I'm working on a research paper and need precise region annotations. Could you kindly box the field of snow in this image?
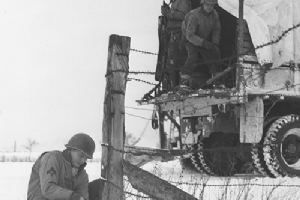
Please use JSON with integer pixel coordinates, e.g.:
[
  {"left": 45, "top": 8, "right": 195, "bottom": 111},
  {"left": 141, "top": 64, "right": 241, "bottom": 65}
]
[
  {"left": 1, "top": 160, "right": 300, "bottom": 200},
  {"left": 142, "top": 161, "right": 300, "bottom": 200}
]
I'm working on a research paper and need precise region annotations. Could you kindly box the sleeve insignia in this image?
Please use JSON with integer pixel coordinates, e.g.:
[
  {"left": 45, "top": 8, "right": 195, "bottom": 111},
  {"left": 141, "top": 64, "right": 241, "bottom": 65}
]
[{"left": 47, "top": 167, "right": 57, "bottom": 177}]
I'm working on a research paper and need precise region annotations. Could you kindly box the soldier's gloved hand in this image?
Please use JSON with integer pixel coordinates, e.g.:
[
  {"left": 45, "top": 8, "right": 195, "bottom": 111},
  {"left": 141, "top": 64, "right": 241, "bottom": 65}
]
[
  {"left": 70, "top": 192, "right": 84, "bottom": 200},
  {"left": 202, "top": 40, "right": 216, "bottom": 50},
  {"left": 161, "top": 5, "right": 170, "bottom": 16}
]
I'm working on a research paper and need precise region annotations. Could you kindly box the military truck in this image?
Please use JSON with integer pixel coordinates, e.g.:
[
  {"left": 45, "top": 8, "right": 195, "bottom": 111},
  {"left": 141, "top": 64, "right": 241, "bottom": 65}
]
[{"left": 139, "top": 0, "right": 300, "bottom": 177}]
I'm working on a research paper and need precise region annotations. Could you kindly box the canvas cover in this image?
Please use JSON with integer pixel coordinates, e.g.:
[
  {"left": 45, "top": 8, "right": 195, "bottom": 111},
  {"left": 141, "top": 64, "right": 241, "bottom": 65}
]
[{"left": 219, "top": 0, "right": 300, "bottom": 67}]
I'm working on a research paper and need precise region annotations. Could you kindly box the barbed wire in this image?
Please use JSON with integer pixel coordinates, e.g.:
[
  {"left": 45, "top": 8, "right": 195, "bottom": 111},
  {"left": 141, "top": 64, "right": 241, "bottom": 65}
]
[
  {"left": 103, "top": 178, "right": 300, "bottom": 200},
  {"left": 188, "top": 20, "right": 300, "bottom": 84},
  {"left": 138, "top": 22, "right": 300, "bottom": 101},
  {"left": 256, "top": 23, "right": 300, "bottom": 50},
  {"left": 189, "top": 21, "right": 300, "bottom": 70},
  {"left": 107, "top": 65, "right": 291, "bottom": 77},
  {"left": 170, "top": 181, "right": 300, "bottom": 188},
  {"left": 130, "top": 48, "right": 158, "bottom": 56},
  {"left": 125, "top": 112, "right": 152, "bottom": 120},
  {"left": 127, "top": 119, "right": 151, "bottom": 146},
  {"left": 105, "top": 69, "right": 156, "bottom": 77},
  {"left": 104, "top": 64, "right": 289, "bottom": 80},
  {"left": 125, "top": 192, "right": 150, "bottom": 199},
  {"left": 264, "top": 84, "right": 300, "bottom": 94},
  {"left": 106, "top": 30, "right": 300, "bottom": 102},
  {"left": 126, "top": 106, "right": 154, "bottom": 111},
  {"left": 158, "top": 63, "right": 295, "bottom": 102},
  {"left": 137, "top": 64, "right": 281, "bottom": 102},
  {"left": 128, "top": 70, "right": 156, "bottom": 75},
  {"left": 140, "top": 82, "right": 300, "bottom": 106},
  {"left": 101, "top": 17, "right": 300, "bottom": 200},
  {"left": 102, "top": 178, "right": 151, "bottom": 199},
  {"left": 243, "top": 63, "right": 298, "bottom": 85},
  {"left": 141, "top": 82, "right": 162, "bottom": 101},
  {"left": 127, "top": 77, "right": 157, "bottom": 85},
  {"left": 101, "top": 142, "right": 281, "bottom": 159},
  {"left": 101, "top": 143, "right": 300, "bottom": 199},
  {"left": 102, "top": 175, "right": 300, "bottom": 200},
  {"left": 107, "top": 22, "right": 300, "bottom": 82},
  {"left": 105, "top": 22, "right": 300, "bottom": 86}
]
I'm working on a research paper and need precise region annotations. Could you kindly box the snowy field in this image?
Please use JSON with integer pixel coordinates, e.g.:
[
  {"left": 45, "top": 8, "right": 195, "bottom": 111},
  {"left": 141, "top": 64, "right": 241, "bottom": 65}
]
[
  {"left": 141, "top": 161, "right": 300, "bottom": 200},
  {"left": 1, "top": 161, "right": 300, "bottom": 200}
]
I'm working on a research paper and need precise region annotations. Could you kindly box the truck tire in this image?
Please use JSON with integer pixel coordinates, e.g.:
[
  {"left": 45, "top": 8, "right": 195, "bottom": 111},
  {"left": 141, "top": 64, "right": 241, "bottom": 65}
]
[
  {"left": 200, "top": 133, "right": 239, "bottom": 176},
  {"left": 263, "top": 115, "right": 300, "bottom": 177},
  {"left": 251, "top": 117, "right": 279, "bottom": 178},
  {"left": 191, "top": 142, "right": 214, "bottom": 175},
  {"left": 252, "top": 143, "right": 275, "bottom": 177},
  {"left": 180, "top": 157, "right": 197, "bottom": 172}
]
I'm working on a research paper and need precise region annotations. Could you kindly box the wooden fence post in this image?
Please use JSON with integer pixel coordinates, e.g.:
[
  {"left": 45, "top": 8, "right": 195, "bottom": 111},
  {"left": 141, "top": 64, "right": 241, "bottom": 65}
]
[
  {"left": 237, "top": 0, "right": 245, "bottom": 96},
  {"left": 101, "top": 34, "right": 131, "bottom": 200},
  {"left": 124, "top": 161, "right": 198, "bottom": 200}
]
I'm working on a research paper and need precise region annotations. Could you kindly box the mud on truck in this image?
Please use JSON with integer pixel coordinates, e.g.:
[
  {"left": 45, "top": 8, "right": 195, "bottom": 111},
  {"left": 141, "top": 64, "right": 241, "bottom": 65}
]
[{"left": 138, "top": 0, "right": 300, "bottom": 177}]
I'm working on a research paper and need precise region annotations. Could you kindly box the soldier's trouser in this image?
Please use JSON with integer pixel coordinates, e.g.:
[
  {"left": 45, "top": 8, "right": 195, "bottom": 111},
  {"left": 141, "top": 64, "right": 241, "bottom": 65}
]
[
  {"left": 183, "top": 42, "right": 221, "bottom": 77},
  {"left": 167, "top": 30, "right": 187, "bottom": 87}
]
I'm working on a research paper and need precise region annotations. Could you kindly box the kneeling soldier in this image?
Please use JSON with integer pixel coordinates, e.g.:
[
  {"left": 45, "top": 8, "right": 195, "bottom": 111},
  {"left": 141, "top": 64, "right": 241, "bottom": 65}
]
[{"left": 27, "top": 133, "right": 95, "bottom": 200}]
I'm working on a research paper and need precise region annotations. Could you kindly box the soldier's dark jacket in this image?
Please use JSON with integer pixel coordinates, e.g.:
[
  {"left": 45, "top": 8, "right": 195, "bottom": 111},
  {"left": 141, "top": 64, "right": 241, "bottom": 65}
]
[
  {"left": 27, "top": 150, "right": 89, "bottom": 200},
  {"left": 183, "top": 6, "right": 221, "bottom": 46}
]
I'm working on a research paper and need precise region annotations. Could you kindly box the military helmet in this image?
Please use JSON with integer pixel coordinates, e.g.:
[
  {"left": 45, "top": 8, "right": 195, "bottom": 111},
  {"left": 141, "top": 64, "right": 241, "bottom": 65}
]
[
  {"left": 65, "top": 133, "right": 96, "bottom": 159},
  {"left": 202, "top": 0, "right": 218, "bottom": 4}
]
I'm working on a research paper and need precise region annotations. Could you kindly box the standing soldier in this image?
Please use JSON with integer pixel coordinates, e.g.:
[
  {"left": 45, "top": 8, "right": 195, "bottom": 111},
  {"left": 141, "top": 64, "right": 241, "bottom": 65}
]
[
  {"left": 161, "top": 0, "right": 200, "bottom": 89},
  {"left": 182, "top": 0, "right": 221, "bottom": 89},
  {"left": 27, "top": 133, "right": 96, "bottom": 200}
]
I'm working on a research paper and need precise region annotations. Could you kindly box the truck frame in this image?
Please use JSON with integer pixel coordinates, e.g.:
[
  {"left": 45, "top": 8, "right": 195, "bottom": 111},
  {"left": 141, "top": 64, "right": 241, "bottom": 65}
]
[{"left": 139, "top": 0, "right": 300, "bottom": 177}]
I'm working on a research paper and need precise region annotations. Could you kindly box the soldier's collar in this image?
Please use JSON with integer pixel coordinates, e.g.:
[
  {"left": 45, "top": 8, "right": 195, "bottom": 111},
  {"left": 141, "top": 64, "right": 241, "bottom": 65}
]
[
  {"left": 62, "top": 149, "right": 87, "bottom": 172},
  {"left": 62, "top": 149, "right": 72, "bottom": 163},
  {"left": 200, "top": 6, "right": 214, "bottom": 16}
]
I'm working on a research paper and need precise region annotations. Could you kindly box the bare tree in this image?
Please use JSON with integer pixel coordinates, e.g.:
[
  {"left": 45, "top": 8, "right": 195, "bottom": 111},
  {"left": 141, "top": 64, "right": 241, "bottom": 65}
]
[{"left": 24, "top": 138, "right": 38, "bottom": 161}]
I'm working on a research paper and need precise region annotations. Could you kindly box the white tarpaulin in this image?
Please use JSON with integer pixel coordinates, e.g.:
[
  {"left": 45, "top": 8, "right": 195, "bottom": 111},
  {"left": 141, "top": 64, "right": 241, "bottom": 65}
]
[{"left": 219, "top": 0, "right": 300, "bottom": 67}]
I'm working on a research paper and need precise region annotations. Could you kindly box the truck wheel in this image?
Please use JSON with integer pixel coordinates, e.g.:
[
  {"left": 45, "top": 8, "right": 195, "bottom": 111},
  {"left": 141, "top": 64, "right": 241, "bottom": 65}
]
[
  {"left": 180, "top": 157, "right": 197, "bottom": 172},
  {"left": 179, "top": 145, "right": 198, "bottom": 172},
  {"left": 251, "top": 143, "right": 275, "bottom": 177},
  {"left": 191, "top": 142, "right": 214, "bottom": 175},
  {"left": 201, "top": 133, "right": 239, "bottom": 176},
  {"left": 251, "top": 118, "right": 278, "bottom": 178},
  {"left": 263, "top": 115, "right": 300, "bottom": 177}
]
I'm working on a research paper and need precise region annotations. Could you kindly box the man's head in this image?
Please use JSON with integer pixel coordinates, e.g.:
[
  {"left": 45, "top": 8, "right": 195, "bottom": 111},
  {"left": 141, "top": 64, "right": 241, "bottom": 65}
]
[
  {"left": 202, "top": 0, "right": 218, "bottom": 13},
  {"left": 65, "top": 133, "right": 96, "bottom": 167}
]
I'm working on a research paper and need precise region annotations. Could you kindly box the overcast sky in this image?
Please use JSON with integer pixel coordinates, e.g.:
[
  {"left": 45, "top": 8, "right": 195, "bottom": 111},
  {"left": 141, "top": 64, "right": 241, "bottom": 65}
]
[{"left": 0, "top": 0, "right": 162, "bottom": 152}]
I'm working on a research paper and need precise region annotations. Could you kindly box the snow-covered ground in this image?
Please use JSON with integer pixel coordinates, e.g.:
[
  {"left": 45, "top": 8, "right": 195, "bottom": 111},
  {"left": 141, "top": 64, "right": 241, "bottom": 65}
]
[
  {"left": 1, "top": 160, "right": 300, "bottom": 200},
  {"left": 140, "top": 160, "right": 300, "bottom": 200}
]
